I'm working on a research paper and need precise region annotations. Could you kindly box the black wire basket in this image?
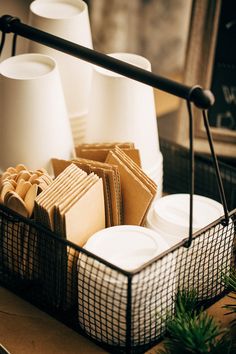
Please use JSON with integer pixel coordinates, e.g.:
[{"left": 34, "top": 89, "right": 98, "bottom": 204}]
[
  {"left": 0, "top": 15, "right": 235, "bottom": 354},
  {"left": 0, "top": 139, "right": 235, "bottom": 354}
]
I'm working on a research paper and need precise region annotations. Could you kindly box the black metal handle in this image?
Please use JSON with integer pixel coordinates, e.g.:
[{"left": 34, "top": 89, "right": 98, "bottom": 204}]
[{"left": 0, "top": 14, "right": 215, "bottom": 109}]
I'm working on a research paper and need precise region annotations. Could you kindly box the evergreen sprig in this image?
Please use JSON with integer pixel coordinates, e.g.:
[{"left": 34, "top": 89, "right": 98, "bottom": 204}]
[
  {"left": 157, "top": 289, "right": 232, "bottom": 354},
  {"left": 223, "top": 268, "right": 236, "bottom": 326},
  {"left": 175, "top": 288, "right": 199, "bottom": 317}
]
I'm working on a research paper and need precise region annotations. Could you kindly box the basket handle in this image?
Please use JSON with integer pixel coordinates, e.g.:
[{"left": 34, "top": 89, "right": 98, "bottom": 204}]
[
  {"left": 184, "top": 94, "right": 229, "bottom": 248},
  {"left": 202, "top": 109, "right": 229, "bottom": 226},
  {"left": 0, "top": 14, "right": 214, "bottom": 109},
  {"left": 0, "top": 15, "right": 229, "bottom": 248}
]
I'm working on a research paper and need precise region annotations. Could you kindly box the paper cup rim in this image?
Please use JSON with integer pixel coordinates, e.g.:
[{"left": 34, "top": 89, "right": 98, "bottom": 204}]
[
  {"left": 30, "top": 0, "right": 87, "bottom": 20},
  {"left": 93, "top": 53, "right": 152, "bottom": 78},
  {"left": 0, "top": 53, "right": 57, "bottom": 80}
]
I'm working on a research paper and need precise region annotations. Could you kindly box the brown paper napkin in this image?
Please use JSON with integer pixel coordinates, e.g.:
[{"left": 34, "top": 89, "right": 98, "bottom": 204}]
[
  {"left": 51, "top": 157, "right": 123, "bottom": 227},
  {"left": 75, "top": 142, "right": 141, "bottom": 167},
  {"left": 106, "top": 147, "right": 157, "bottom": 225},
  {"left": 35, "top": 164, "right": 105, "bottom": 247}
]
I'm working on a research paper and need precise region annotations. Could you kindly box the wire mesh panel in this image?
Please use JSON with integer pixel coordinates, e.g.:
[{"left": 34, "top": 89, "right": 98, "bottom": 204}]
[
  {"left": 160, "top": 138, "right": 236, "bottom": 210},
  {"left": 0, "top": 205, "right": 72, "bottom": 314},
  {"left": 1, "top": 204, "right": 235, "bottom": 354},
  {"left": 78, "top": 252, "right": 129, "bottom": 345},
  {"left": 129, "top": 252, "right": 176, "bottom": 348},
  {"left": 175, "top": 217, "right": 235, "bottom": 300},
  {"left": 0, "top": 140, "right": 236, "bottom": 354},
  {"left": 76, "top": 212, "right": 235, "bottom": 354}
]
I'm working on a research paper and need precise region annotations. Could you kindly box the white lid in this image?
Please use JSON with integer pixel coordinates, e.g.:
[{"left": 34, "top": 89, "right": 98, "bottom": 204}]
[
  {"left": 147, "top": 194, "right": 223, "bottom": 238},
  {"left": 83, "top": 225, "right": 169, "bottom": 271}
]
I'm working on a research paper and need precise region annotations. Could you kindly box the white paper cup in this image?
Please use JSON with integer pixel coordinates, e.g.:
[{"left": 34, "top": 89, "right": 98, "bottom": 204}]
[
  {"left": 85, "top": 52, "right": 162, "bottom": 172},
  {"left": 28, "top": 0, "right": 93, "bottom": 120},
  {"left": 145, "top": 152, "right": 163, "bottom": 176},
  {"left": 144, "top": 152, "right": 163, "bottom": 198},
  {"left": 78, "top": 225, "right": 175, "bottom": 345},
  {"left": 0, "top": 53, "right": 74, "bottom": 174},
  {"left": 69, "top": 111, "right": 87, "bottom": 145},
  {"left": 145, "top": 194, "right": 233, "bottom": 300}
]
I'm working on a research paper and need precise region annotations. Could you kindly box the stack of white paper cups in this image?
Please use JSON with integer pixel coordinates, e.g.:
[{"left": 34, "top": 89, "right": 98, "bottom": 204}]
[
  {"left": 28, "top": 0, "right": 93, "bottom": 145},
  {"left": 85, "top": 52, "right": 163, "bottom": 195}
]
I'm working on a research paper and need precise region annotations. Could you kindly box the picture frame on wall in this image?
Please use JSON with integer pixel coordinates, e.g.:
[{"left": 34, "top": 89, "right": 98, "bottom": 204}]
[{"left": 176, "top": 0, "right": 236, "bottom": 158}]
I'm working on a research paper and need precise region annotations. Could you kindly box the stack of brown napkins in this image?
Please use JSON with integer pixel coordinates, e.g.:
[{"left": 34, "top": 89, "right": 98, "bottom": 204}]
[
  {"left": 51, "top": 157, "right": 122, "bottom": 227},
  {"left": 34, "top": 163, "right": 105, "bottom": 247},
  {"left": 52, "top": 142, "right": 157, "bottom": 228},
  {"left": 106, "top": 146, "right": 157, "bottom": 225},
  {"left": 75, "top": 142, "right": 141, "bottom": 167}
]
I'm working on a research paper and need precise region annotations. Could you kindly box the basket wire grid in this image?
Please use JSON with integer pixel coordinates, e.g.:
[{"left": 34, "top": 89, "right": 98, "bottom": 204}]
[
  {"left": 160, "top": 139, "right": 236, "bottom": 211},
  {"left": 0, "top": 139, "right": 235, "bottom": 354}
]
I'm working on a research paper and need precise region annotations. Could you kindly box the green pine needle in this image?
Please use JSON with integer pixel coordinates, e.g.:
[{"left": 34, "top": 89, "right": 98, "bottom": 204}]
[
  {"left": 224, "top": 269, "right": 236, "bottom": 292},
  {"left": 223, "top": 268, "right": 236, "bottom": 326},
  {"left": 157, "top": 290, "right": 232, "bottom": 354},
  {"left": 175, "top": 288, "right": 199, "bottom": 317}
]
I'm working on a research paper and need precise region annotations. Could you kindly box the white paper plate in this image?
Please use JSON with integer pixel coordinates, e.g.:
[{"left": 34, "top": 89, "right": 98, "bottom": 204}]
[
  {"left": 83, "top": 225, "right": 169, "bottom": 271},
  {"left": 146, "top": 193, "right": 223, "bottom": 245}
]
